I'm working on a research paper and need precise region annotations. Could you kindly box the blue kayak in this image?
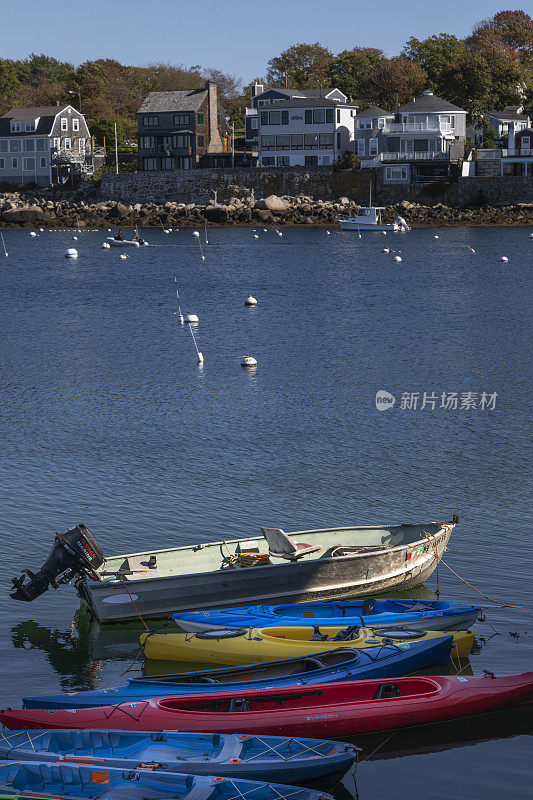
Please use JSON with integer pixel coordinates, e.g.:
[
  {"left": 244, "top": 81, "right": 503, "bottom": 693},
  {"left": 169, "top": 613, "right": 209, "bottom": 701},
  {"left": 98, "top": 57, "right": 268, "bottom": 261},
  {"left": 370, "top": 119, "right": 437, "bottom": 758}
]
[
  {"left": 0, "top": 730, "right": 356, "bottom": 785},
  {"left": 0, "top": 760, "right": 334, "bottom": 800},
  {"left": 23, "top": 636, "right": 453, "bottom": 710},
  {"left": 173, "top": 598, "right": 481, "bottom": 633}
]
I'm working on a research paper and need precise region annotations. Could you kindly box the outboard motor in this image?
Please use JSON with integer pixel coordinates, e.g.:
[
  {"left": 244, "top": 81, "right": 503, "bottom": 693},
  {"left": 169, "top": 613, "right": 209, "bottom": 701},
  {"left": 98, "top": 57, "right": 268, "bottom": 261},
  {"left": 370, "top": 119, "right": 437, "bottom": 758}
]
[
  {"left": 394, "top": 215, "right": 411, "bottom": 231},
  {"left": 10, "top": 524, "right": 104, "bottom": 602}
]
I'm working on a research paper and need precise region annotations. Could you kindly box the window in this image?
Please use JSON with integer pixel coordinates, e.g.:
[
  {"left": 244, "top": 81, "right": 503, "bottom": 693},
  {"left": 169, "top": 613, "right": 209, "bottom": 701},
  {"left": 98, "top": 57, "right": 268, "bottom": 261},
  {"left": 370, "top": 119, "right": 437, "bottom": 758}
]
[
  {"left": 64, "top": 138, "right": 71, "bottom": 150},
  {"left": 196, "top": 112, "right": 204, "bottom": 125},
  {"left": 313, "top": 110, "right": 325, "bottom": 124},
  {"left": 79, "top": 138, "right": 85, "bottom": 153},
  {"left": 0, "top": 158, "right": 4, "bottom": 169},
  {"left": 143, "top": 157, "right": 158, "bottom": 170},
  {"left": 277, "top": 156, "right": 290, "bottom": 166},
  {"left": 72, "top": 119, "right": 79, "bottom": 132},
  {"left": 257, "top": 100, "right": 269, "bottom": 106},
  {"left": 40, "top": 157, "right": 46, "bottom": 168},
  {"left": 305, "top": 110, "right": 312, "bottom": 124},
  {"left": 24, "top": 139, "right": 35, "bottom": 151},
  {"left": 23, "top": 157, "right": 35, "bottom": 170},
  {"left": 337, "top": 132, "right": 341, "bottom": 149},
  {"left": 262, "top": 156, "right": 275, "bottom": 165},
  {"left": 319, "top": 133, "right": 333, "bottom": 149},
  {"left": 10, "top": 122, "right": 21, "bottom": 132},
  {"left": 197, "top": 134, "right": 205, "bottom": 148},
  {"left": 322, "top": 156, "right": 330, "bottom": 165},
  {"left": 305, "top": 155, "right": 318, "bottom": 165},
  {"left": 12, "top": 157, "right": 18, "bottom": 168},
  {"left": 61, "top": 118, "right": 68, "bottom": 131},
  {"left": 337, "top": 109, "right": 340, "bottom": 124},
  {"left": 250, "top": 117, "right": 258, "bottom": 130},
  {"left": 52, "top": 138, "right": 60, "bottom": 150},
  {"left": 25, "top": 121, "right": 35, "bottom": 132},
  {"left": 369, "top": 138, "right": 378, "bottom": 156},
  {"left": 385, "top": 165, "right": 408, "bottom": 181},
  {"left": 378, "top": 118, "right": 385, "bottom": 129},
  {"left": 10, "top": 140, "right": 20, "bottom": 152},
  {"left": 174, "top": 114, "right": 189, "bottom": 126},
  {"left": 260, "top": 111, "right": 268, "bottom": 125},
  {"left": 355, "top": 139, "right": 365, "bottom": 156},
  {"left": 304, "top": 133, "right": 319, "bottom": 150},
  {"left": 291, "top": 134, "right": 303, "bottom": 150},
  {"left": 325, "top": 109, "right": 334, "bottom": 124},
  {"left": 268, "top": 110, "right": 281, "bottom": 125},
  {"left": 217, "top": 113, "right": 222, "bottom": 126},
  {"left": 141, "top": 136, "right": 155, "bottom": 149},
  {"left": 0, "top": 141, "right": 7, "bottom": 152},
  {"left": 261, "top": 135, "right": 276, "bottom": 151},
  {"left": 35, "top": 139, "right": 47, "bottom": 151},
  {"left": 161, "top": 157, "right": 174, "bottom": 170},
  {"left": 143, "top": 116, "right": 159, "bottom": 127},
  {"left": 276, "top": 134, "right": 290, "bottom": 150},
  {"left": 521, "top": 135, "right": 530, "bottom": 149}
]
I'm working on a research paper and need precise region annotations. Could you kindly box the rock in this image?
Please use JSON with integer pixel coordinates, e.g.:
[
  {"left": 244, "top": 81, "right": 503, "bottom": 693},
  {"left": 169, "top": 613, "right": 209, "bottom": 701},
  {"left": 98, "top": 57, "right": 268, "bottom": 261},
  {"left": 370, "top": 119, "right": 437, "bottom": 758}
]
[
  {"left": 256, "top": 195, "right": 288, "bottom": 213},
  {"left": 204, "top": 205, "right": 229, "bottom": 223},
  {"left": 338, "top": 197, "right": 350, "bottom": 205},
  {"left": 253, "top": 209, "right": 273, "bottom": 222},
  {"left": 1, "top": 207, "right": 45, "bottom": 225}
]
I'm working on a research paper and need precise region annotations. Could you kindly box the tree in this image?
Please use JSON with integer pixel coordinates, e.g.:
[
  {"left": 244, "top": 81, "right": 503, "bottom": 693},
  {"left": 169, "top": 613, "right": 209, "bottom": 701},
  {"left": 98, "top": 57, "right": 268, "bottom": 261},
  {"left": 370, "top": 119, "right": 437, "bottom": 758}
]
[
  {"left": 266, "top": 43, "right": 333, "bottom": 89},
  {"left": 466, "top": 10, "right": 533, "bottom": 70},
  {"left": 329, "top": 47, "right": 385, "bottom": 98},
  {"left": 403, "top": 34, "right": 468, "bottom": 92},
  {"left": 15, "top": 53, "right": 75, "bottom": 87},
  {"left": 439, "top": 50, "right": 523, "bottom": 120},
  {"left": 0, "top": 60, "right": 19, "bottom": 113},
  {"left": 358, "top": 56, "right": 427, "bottom": 110},
  {"left": 88, "top": 117, "right": 129, "bottom": 147}
]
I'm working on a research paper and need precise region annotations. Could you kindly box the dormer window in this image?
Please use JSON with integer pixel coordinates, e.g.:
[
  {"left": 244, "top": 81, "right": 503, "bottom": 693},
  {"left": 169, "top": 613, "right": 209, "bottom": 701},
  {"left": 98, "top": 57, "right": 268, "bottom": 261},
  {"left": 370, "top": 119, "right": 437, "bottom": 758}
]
[
  {"left": 10, "top": 122, "right": 22, "bottom": 133},
  {"left": 25, "top": 121, "right": 36, "bottom": 132}
]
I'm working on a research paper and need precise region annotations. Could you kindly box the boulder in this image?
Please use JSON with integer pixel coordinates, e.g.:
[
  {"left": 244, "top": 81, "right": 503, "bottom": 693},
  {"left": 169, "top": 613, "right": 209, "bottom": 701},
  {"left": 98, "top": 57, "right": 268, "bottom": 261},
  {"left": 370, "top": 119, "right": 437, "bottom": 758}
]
[
  {"left": 256, "top": 195, "right": 288, "bottom": 213},
  {"left": 204, "top": 205, "right": 229, "bottom": 223},
  {"left": 1, "top": 207, "right": 45, "bottom": 225},
  {"left": 253, "top": 209, "right": 273, "bottom": 222}
]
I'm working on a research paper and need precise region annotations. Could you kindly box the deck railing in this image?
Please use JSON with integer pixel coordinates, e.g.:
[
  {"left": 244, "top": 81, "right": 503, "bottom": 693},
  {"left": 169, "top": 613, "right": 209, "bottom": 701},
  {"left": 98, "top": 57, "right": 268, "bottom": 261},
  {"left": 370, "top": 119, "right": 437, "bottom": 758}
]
[
  {"left": 381, "top": 122, "right": 454, "bottom": 134},
  {"left": 381, "top": 151, "right": 449, "bottom": 161}
]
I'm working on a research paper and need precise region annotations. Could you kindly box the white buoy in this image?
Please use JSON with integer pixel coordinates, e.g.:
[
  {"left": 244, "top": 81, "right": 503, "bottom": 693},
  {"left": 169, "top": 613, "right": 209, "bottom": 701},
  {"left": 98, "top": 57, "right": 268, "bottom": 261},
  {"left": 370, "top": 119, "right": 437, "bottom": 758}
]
[
  {"left": 434, "top": 235, "right": 439, "bottom": 239},
  {"left": 394, "top": 255, "right": 402, "bottom": 262},
  {"left": 164, "top": 229, "right": 171, "bottom": 234},
  {"left": 120, "top": 253, "right": 128, "bottom": 259},
  {"left": 263, "top": 229, "right": 268, "bottom": 232},
  {"left": 65, "top": 248, "right": 78, "bottom": 258},
  {"left": 500, "top": 256, "right": 508, "bottom": 262},
  {"left": 102, "top": 242, "right": 111, "bottom": 249},
  {"left": 245, "top": 295, "right": 257, "bottom": 306},
  {"left": 192, "top": 231, "right": 200, "bottom": 237},
  {"left": 277, "top": 231, "right": 283, "bottom": 237},
  {"left": 241, "top": 356, "right": 257, "bottom": 368},
  {"left": 382, "top": 247, "right": 389, "bottom": 253},
  {"left": 529, "top": 233, "right": 533, "bottom": 239},
  {"left": 72, "top": 236, "right": 78, "bottom": 241},
  {"left": 197, "top": 351, "right": 204, "bottom": 364},
  {"left": 39, "top": 228, "right": 44, "bottom": 232},
  {"left": 184, "top": 314, "right": 199, "bottom": 324},
  {"left": 30, "top": 231, "right": 37, "bottom": 237},
  {"left": 326, "top": 231, "right": 331, "bottom": 235},
  {"left": 254, "top": 234, "right": 259, "bottom": 239},
  {"left": 382, "top": 231, "right": 387, "bottom": 235},
  {"left": 108, "top": 228, "right": 112, "bottom": 232}
]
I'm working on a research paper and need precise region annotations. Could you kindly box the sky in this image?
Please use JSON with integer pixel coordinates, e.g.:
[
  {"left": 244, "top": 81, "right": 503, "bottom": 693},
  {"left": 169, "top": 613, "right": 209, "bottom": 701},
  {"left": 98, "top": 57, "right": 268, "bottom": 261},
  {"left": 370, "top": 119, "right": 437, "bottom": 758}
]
[{"left": 2, "top": 0, "right": 516, "bottom": 83}]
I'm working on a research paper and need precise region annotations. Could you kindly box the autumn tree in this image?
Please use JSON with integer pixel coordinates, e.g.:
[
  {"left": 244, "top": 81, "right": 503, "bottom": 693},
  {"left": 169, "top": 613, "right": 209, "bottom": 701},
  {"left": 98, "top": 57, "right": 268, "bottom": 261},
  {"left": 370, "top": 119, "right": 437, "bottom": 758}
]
[
  {"left": 466, "top": 10, "right": 533, "bottom": 70},
  {"left": 358, "top": 56, "right": 427, "bottom": 110},
  {"left": 329, "top": 47, "right": 385, "bottom": 98},
  {"left": 267, "top": 43, "right": 333, "bottom": 89},
  {"left": 403, "top": 34, "right": 468, "bottom": 92}
]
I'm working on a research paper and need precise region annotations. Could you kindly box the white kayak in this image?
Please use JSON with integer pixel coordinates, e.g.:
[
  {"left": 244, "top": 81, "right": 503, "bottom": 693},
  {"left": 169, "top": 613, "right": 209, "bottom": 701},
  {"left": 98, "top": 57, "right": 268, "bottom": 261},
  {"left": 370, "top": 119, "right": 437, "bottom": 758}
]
[{"left": 106, "top": 237, "right": 148, "bottom": 247}]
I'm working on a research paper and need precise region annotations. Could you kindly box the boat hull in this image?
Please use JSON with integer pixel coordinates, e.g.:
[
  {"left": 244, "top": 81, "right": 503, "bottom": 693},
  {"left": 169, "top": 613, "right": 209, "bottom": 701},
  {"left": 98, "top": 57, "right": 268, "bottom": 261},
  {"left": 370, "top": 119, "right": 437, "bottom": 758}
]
[
  {"left": 106, "top": 237, "right": 140, "bottom": 247},
  {"left": 4, "top": 674, "right": 531, "bottom": 738},
  {"left": 79, "top": 523, "right": 455, "bottom": 623},
  {"left": 337, "top": 220, "right": 398, "bottom": 231},
  {"left": 22, "top": 637, "right": 454, "bottom": 709}
]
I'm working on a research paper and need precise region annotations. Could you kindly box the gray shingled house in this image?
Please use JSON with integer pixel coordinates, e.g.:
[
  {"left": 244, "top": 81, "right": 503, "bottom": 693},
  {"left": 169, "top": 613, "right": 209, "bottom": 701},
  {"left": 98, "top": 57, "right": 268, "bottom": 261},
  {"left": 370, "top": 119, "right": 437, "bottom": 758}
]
[
  {"left": 137, "top": 81, "right": 231, "bottom": 170},
  {"left": 0, "top": 103, "right": 94, "bottom": 186}
]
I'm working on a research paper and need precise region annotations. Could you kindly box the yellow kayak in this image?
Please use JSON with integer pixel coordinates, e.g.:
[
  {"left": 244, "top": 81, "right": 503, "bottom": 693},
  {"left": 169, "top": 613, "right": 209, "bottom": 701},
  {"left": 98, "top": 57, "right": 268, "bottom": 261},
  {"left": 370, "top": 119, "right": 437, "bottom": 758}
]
[{"left": 141, "top": 624, "right": 474, "bottom": 663}]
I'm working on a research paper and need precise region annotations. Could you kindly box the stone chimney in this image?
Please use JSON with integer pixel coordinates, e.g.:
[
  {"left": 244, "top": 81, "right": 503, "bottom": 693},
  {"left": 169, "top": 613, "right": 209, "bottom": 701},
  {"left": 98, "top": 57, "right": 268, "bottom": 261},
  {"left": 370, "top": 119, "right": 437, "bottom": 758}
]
[{"left": 205, "top": 80, "right": 223, "bottom": 153}]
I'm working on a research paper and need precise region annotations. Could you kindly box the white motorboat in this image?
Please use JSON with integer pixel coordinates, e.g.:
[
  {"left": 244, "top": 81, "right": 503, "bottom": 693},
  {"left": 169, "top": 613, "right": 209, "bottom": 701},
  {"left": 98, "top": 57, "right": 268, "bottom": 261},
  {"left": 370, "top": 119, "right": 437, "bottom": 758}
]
[
  {"left": 106, "top": 237, "right": 148, "bottom": 248},
  {"left": 337, "top": 207, "right": 410, "bottom": 232}
]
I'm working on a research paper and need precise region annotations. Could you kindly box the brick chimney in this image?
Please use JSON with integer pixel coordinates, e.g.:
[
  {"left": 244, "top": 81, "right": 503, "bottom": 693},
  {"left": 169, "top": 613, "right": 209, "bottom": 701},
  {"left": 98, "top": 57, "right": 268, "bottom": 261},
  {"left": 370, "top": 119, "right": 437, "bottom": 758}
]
[{"left": 205, "top": 81, "right": 223, "bottom": 153}]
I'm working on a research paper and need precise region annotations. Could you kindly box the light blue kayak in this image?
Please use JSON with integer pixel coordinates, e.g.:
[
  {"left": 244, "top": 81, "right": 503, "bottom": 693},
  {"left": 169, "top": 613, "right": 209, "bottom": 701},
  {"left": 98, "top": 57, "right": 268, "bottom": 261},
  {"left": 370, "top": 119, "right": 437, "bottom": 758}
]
[
  {"left": 0, "top": 729, "right": 356, "bottom": 785},
  {"left": 173, "top": 598, "right": 481, "bottom": 633},
  {"left": 0, "top": 760, "right": 336, "bottom": 800},
  {"left": 23, "top": 637, "right": 454, "bottom": 710}
]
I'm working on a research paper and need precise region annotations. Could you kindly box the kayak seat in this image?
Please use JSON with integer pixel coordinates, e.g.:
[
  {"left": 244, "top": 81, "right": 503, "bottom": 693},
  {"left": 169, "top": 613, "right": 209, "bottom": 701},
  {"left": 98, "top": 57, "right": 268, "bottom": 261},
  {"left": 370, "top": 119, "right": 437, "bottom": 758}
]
[
  {"left": 228, "top": 698, "right": 249, "bottom": 712},
  {"left": 373, "top": 683, "right": 401, "bottom": 700},
  {"left": 302, "top": 657, "right": 326, "bottom": 672},
  {"left": 260, "top": 527, "right": 322, "bottom": 561},
  {"left": 332, "top": 625, "right": 360, "bottom": 641}
]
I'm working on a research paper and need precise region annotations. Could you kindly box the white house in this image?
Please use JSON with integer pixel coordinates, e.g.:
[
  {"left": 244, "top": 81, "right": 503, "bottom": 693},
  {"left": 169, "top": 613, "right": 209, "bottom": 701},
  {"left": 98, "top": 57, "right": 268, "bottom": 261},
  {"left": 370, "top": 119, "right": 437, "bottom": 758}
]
[
  {"left": 257, "top": 97, "right": 358, "bottom": 167},
  {"left": 0, "top": 104, "right": 93, "bottom": 186}
]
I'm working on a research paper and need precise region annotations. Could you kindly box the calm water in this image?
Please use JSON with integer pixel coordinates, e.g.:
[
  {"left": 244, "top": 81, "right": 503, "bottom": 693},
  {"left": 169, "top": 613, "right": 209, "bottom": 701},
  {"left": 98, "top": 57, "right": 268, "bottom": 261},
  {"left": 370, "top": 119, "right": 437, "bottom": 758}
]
[{"left": 0, "top": 225, "right": 531, "bottom": 799}]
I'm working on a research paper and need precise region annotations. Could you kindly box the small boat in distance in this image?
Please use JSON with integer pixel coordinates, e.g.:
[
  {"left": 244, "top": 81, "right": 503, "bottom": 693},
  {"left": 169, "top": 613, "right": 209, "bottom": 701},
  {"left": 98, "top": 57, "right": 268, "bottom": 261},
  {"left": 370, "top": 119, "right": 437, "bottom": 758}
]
[
  {"left": 337, "top": 207, "right": 410, "bottom": 232},
  {"left": 106, "top": 236, "right": 148, "bottom": 247}
]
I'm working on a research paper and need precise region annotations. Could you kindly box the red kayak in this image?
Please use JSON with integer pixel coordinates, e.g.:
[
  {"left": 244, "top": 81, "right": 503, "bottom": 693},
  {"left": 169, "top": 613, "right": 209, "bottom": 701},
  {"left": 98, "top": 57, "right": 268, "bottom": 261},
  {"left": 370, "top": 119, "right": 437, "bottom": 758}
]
[{"left": 2, "top": 674, "right": 531, "bottom": 737}]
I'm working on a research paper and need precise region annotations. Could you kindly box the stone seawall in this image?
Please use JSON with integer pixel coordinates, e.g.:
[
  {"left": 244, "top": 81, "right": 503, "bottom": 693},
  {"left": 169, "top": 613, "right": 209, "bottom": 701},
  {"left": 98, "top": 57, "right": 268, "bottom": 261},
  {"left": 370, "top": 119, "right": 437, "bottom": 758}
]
[{"left": 100, "top": 167, "right": 533, "bottom": 207}]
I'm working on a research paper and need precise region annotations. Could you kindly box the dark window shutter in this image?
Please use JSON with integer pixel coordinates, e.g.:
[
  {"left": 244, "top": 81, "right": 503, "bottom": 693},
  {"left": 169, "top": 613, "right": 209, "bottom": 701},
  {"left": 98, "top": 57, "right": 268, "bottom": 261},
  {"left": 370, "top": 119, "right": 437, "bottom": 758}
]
[
  {"left": 282, "top": 111, "right": 289, "bottom": 125},
  {"left": 305, "top": 110, "right": 312, "bottom": 124},
  {"left": 326, "top": 109, "right": 334, "bottom": 123},
  {"left": 260, "top": 111, "right": 268, "bottom": 125}
]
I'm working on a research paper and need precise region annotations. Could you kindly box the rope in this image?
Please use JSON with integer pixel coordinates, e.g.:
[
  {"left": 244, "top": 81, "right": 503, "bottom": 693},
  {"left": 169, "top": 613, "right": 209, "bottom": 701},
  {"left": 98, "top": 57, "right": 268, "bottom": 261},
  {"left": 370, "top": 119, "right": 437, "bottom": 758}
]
[
  {"left": 120, "top": 581, "right": 150, "bottom": 630},
  {"left": 359, "top": 731, "right": 396, "bottom": 762},
  {"left": 420, "top": 531, "right": 526, "bottom": 610}
]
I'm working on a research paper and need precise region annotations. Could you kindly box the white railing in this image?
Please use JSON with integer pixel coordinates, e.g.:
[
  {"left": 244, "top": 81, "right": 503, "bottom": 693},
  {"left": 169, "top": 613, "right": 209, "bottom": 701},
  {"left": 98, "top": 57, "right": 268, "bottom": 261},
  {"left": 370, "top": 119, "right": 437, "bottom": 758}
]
[
  {"left": 381, "top": 151, "right": 449, "bottom": 161},
  {"left": 381, "top": 122, "right": 454, "bottom": 134},
  {"left": 502, "top": 148, "right": 533, "bottom": 157}
]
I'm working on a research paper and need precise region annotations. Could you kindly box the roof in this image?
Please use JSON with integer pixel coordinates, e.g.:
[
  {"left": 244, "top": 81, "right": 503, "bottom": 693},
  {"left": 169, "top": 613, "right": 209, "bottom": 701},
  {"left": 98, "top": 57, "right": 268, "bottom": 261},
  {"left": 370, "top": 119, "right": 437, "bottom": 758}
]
[
  {"left": 260, "top": 87, "right": 347, "bottom": 100},
  {"left": 487, "top": 110, "right": 530, "bottom": 121},
  {"left": 138, "top": 89, "right": 209, "bottom": 114},
  {"left": 398, "top": 92, "right": 465, "bottom": 113},
  {"left": 0, "top": 105, "right": 77, "bottom": 137},
  {"left": 258, "top": 98, "right": 356, "bottom": 110},
  {"left": 356, "top": 105, "right": 393, "bottom": 118}
]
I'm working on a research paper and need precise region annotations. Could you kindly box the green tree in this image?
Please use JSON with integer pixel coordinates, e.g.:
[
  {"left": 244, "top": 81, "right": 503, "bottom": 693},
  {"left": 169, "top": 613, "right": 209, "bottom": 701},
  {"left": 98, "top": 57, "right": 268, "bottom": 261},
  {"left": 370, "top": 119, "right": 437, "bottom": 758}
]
[
  {"left": 88, "top": 117, "right": 128, "bottom": 148},
  {"left": 439, "top": 50, "right": 522, "bottom": 120},
  {"left": 266, "top": 43, "right": 333, "bottom": 89},
  {"left": 358, "top": 56, "right": 427, "bottom": 110},
  {"left": 0, "top": 60, "right": 19, "bottom": 113},
  {"left": 403, "top": 34, "right": 468, "bottom": 91},
  {"left": 329, "top": 47, "right": 385, "bottom": 98},
  {"left": 16, "top": 53, "right": 75, "bottom": 87}
]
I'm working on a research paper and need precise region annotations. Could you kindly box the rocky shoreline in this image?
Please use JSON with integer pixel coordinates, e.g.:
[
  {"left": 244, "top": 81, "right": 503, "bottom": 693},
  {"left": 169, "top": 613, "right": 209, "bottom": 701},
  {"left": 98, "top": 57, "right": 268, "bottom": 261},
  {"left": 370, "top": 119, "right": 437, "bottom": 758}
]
[{"left": 0, "top": 189, "right": 532, "bottom": 229}]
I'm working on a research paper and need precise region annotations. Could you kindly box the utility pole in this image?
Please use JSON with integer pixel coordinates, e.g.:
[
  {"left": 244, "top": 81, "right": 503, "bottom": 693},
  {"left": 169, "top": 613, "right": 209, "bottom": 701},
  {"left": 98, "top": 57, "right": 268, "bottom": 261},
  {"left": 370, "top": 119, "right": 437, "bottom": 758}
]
[
  {"left": 68, "top": 88, "right": 82, "bottom": 112},
  {"left": 114, "top": 122, "right": 119, "bottom": 175},
  {"left": 231, "top": 122, "right": 235, "bottom": 169}
]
